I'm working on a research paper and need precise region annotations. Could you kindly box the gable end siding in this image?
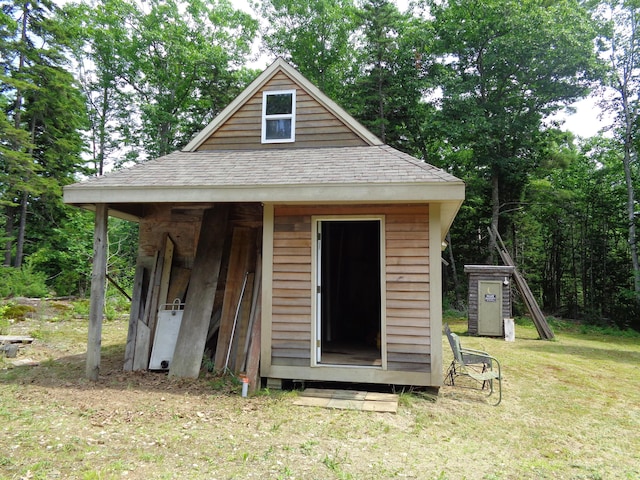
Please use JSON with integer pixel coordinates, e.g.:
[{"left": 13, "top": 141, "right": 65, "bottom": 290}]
[{"left": 197, "top": 72, "right": 368, "bottom": 150}]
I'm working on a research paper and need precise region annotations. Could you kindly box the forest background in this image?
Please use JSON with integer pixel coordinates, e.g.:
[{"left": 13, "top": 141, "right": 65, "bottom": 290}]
[{"left": 2, "top": 0, "right": 640, "bottom": 332}]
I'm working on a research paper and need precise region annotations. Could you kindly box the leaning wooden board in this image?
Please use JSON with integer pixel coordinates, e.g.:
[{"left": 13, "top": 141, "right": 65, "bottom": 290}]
[{"left": 169, "top": 206, "right": 229, "bottom": 378}]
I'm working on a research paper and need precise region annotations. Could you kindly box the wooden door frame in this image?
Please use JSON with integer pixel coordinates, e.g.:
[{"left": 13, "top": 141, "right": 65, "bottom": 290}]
[{"left": 310, "top": 215, "right": 387, "bottom": 369}]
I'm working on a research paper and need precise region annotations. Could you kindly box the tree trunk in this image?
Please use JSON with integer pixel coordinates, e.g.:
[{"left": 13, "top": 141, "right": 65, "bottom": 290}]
[
  {"left": 4, "top": 207, "right": 15, "bottom": 266},
  {"left": 620, "top": 76, "right": 640, "bottom": 302},
  {"left": 14, "top": 191, "right": 28, "bottom": 268}
]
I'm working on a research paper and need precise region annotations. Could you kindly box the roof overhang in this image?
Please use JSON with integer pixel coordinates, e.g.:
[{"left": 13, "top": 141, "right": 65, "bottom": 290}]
[
  {"left": 64, "top": 182, "right": 464, "bottom": 205},
  {"left": 64, "top": 181, "right": 464, "bottom": 240}
]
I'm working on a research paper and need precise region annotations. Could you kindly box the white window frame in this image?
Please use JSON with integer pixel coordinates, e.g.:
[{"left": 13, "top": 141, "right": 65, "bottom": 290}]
[{"left": 261, "top": 89, "right": 296, "bottom": 143}]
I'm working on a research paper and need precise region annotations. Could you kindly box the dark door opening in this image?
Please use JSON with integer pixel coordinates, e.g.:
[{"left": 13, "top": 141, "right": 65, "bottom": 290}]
[{"left": 319, "top": 220, "right": 381, "bottom": 366}]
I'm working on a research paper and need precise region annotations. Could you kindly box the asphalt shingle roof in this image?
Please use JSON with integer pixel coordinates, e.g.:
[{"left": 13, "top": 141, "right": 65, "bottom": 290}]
[{"left": 67, "top": 145, "right": 460, "bottom": 190}]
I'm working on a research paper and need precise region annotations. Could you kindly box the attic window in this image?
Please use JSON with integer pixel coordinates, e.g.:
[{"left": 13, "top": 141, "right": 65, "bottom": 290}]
[{"left": 262, "top": 90, "right": 296, "bottom": 143}]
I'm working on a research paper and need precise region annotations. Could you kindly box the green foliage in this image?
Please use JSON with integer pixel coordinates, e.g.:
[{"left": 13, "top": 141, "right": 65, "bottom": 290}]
[
  {"left": 1, "top": 303, "right": 37, "bottom": 321},
  {"left": 0, "top": 304, "right": 9, "bottom": 334},
  {"left": 259, "top": 0, "right": 358, "bottom": 101},
  {"left": 0, "top": 264, "right": 49, "bottom": 298}
]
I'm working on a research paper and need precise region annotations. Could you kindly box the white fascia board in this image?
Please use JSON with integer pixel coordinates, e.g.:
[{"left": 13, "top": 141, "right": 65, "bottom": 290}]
[{"left": 63, "top": 182, "right": 465, "bottom": 205}]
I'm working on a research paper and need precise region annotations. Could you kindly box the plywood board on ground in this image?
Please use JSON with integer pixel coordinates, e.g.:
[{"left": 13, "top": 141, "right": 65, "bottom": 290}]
[{"left": 293, "top": 388, "right": 398, "bottom": 413}]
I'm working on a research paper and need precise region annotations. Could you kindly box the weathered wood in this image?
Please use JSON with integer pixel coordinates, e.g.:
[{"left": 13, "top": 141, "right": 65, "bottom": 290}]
[
  {"left": 146, "top": 234, "right": 170, "bottom": 346},
  {"left": 132, "top": 320, "right": 151, "bottom": 371},
  {"left": 132, "top": 251, "right": 159, "bottom": 370},
  {"left": 245, "top": 299, "right": 262, "bottom": 394},
  {"left": 170, "top": 206, "right": 229, "bottom": 378},
  {"left": 232, "top": 272, "right": 255, "bottom": 371},
  {"left": 491, "top": 227, "right": 555, "bottom": 340},
  {"left": 166, "top": 266, "right": 191, "bottom": 303},
  {"left": 242, "top": 252, "right": 262, "bottom": 371},
  {"left": 86, "top": 203, "right": 108, "bottom": 381},
  {"left": 157, "top": 236, "right": 175, "bottom": 310},
  {"left": 213, "top": 227, "right": 256, "bottom": 372},
  {"left": 0, "top": 335, "right": 34, "bottom": 344},
  {"left": 106, "top": 274, "right": 132, "bottom": 301},
  {"left": 123, "top": 264, "right": 145, "bottom": 372}
]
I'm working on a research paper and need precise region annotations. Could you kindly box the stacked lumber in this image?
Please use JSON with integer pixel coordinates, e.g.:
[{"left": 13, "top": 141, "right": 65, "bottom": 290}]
[
  {"left": 124, "top": 234, "right": 175, "bottom": 371},
  {"left": 124, "top": 203, "right": 263, "bottom": 392}
]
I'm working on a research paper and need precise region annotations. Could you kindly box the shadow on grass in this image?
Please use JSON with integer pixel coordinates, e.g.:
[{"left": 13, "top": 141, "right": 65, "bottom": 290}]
[{"left": 0, "top": 342, "right": 240, "bottom": 396}]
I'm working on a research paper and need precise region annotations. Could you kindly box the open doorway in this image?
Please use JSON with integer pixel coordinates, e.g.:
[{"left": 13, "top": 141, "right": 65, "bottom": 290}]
[{"left": 317, "top": 219, "right": 382, "bottom": 366}]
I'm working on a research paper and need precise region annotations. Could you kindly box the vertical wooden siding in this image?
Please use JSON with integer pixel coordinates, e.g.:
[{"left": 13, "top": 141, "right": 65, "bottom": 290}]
[
  {"left": 197, "top": 72, "right": 368, "bottom": 150},
  {"left": 271, "top": 213, "right": 313, "bottom": 366},
  {"left": 385, "top": 208, "right": 431, "bottom": 372}
]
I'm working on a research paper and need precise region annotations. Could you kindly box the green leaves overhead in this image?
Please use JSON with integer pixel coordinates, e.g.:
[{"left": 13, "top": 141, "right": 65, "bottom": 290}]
[{"left": 68, "top": 0, "right": 259, "bottom": 163}]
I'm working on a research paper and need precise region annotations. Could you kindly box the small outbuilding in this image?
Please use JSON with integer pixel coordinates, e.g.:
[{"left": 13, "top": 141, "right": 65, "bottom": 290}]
[
  {"left": 464, "top": 265, "right": 515, "bottom": 337},
  {"left": 64, "top": 58, "right": 465, "bottom": 389}
]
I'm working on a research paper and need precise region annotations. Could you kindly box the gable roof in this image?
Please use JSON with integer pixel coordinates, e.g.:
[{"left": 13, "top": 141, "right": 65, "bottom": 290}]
[
  {"left": 184, "top": 57, "right": 382, "bottom": 150},
  {"left": 63, "top": 59, "right": 464, "bottom": 234}
]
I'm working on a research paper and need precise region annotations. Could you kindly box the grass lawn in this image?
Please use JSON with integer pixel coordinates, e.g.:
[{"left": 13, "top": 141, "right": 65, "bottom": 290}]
[{"left": 1, "top": 301, "right": 639, "bottom": 479}]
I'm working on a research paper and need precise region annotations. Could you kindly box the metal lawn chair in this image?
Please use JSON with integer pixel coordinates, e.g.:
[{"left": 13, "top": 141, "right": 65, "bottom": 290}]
[{"left": 444, "top": 323, "right": 502, "bottom": 406}]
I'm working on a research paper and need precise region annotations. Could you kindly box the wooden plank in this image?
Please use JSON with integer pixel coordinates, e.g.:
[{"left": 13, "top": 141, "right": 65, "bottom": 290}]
[
  {"left": 0, "top": 335, "right": 34, "bottom": 343},
  {"left": 386, "top": 289, "right": 429, "bottom": 301},
  {"left": 492, "top": 227, "right": 554, "bottom": 340},
  {"left": 145, "top": 235, "right": 169, "bottom": 346},
  {"left": 157, "top": 236, "right": 175, "bottom": 309},
  {"left": 273, "top": 262, "right": 311, "bottom": 273},
  {"left": 132, "top": 320, "right": 151, "bottom": 371},
  {"left": 123, "top": 264, "right": 145, "bottom": 372},
  {"left": 386, "top": 253, "right": 429, "bottom": 262},
  {"left": 386, "top": 265, "right": 429, "bottom": 274},
  {"left": 166, "top": 266, "right": 191, "bottom": 303},
  {"left": 232, "top": 272, "right": 255, "bottom": 371},
  {"left": 272, "top": 271, "right": 312, "bottom": 282},
  {"left": 272, "top": 295, "right": 311, "bottom": 306},
  {"left": 272, "top": 314, "right": 311, "bottom": 324},
  {"left": 170, "top": 206, "right": 229, "bottom": 378},
  {"left": 213, "top": 227, "right": 256, "bottom": 372},
  {"left": 386, "top": 273, "right": 429, "bottom": 283},
  {"left": 244, "top": 255, "right": 262, "bottom": 393},
  {"left": 387, "top": 343, "right": 430, "bottom": 354},
  {"left": 86, "top": 203, "right": 107, "bottom": 381}
]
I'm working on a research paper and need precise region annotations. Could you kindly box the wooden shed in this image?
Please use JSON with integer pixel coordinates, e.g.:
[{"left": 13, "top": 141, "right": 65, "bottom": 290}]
[
  {"left": 464, "top": 265, "right": 515, "bottom": 337},
  {"left": 64, "top": 58, "right": 465, "bottom": 388}
]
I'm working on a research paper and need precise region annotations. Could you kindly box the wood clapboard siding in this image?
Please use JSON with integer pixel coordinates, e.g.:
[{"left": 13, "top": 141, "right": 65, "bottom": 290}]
[
  {"left": 197, "top": 72, "right": 368, "bottom": 150},
  {"left": 385, "top": 209, "right": 431, "bottom": 372},
  {"left": 271, "top": 212, "right": 312, "bottom": 366},
  {"left": 269, "top": 205, "right": 432, "bottom": 373}
]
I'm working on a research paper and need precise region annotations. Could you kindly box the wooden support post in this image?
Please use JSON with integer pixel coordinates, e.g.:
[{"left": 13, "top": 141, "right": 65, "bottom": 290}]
[
  {"left": 86, "top": 203, "right": 108, "bottom": 381},
  {"left": 170, "top": 205, "right": 229, "bottom": 378}
]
